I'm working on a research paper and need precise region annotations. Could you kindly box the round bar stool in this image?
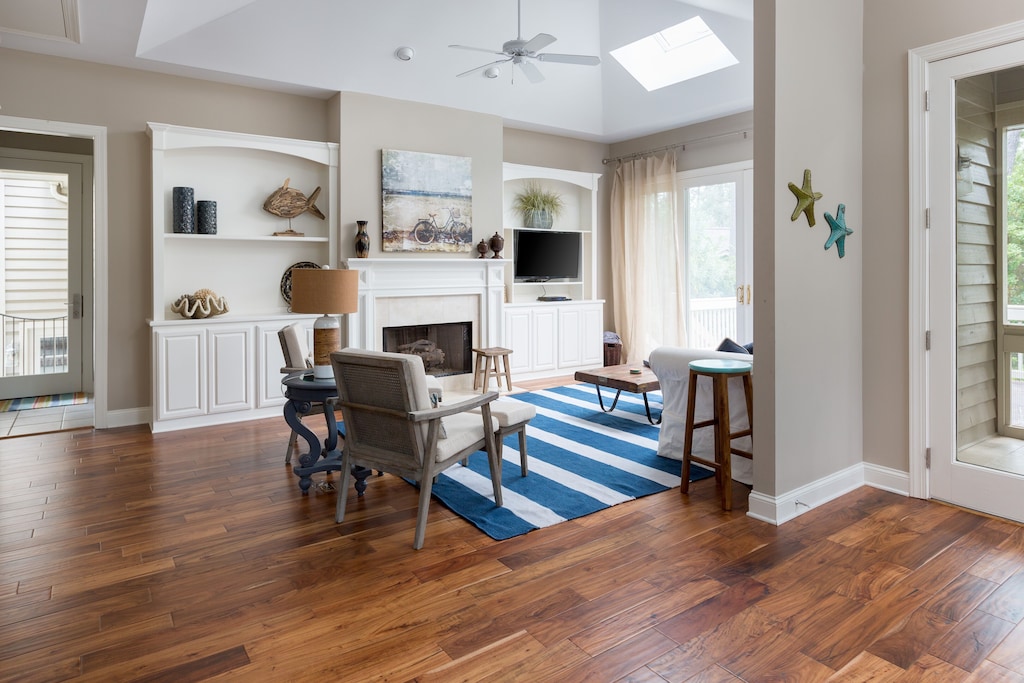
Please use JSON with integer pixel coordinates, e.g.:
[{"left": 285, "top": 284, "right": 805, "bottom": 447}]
[
  {"left": 472, "top": 347, "right": 514, "bottom": 393},
  {"left": 680, "top": 358, "right": 753, "bottom": 511}
]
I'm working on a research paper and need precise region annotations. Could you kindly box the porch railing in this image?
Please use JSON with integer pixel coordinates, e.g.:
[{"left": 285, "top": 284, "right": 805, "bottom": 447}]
[
  {"left": 688, "top": 297, "right": 737, "bottom": 350},
  {"left": 2, "top": 313, "right": 69, "bottom": 377}
]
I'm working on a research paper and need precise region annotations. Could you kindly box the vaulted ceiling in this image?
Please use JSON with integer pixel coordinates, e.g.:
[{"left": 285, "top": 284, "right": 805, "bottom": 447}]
[{"left": 0, "top": 0, "right": 753, "bottom": 143}]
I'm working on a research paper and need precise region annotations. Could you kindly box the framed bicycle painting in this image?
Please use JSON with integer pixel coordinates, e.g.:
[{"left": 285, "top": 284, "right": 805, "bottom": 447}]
[{"left": 381, "top": 149, "right": 473, "bottom": 253}]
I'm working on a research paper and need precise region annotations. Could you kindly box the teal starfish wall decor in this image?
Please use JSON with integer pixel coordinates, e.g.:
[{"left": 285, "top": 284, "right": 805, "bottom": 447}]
[
  {"left": 788, "top": 169, "right": 822, "bottom": 227},
  {"left": 824, "top": 203, "right": 854, "bottom": 258}
]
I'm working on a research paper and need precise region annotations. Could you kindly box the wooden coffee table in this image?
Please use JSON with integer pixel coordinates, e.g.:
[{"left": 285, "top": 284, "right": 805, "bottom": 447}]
[{"left": 574, "top": 364, "right": 662, "bottom": 425}]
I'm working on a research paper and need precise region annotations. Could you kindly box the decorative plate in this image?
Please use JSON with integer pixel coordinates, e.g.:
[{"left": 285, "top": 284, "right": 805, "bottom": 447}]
[{"left": 280, "top": 261, "right": 321, "bottom": 305}]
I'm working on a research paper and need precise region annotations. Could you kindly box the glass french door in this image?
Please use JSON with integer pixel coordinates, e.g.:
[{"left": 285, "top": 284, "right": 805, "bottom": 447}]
[
  {"left": 678, "top": 161, "right": 753, "bottom": 350},
  {"left": 927, "top": 41, "right": 1024, "bottom": 524},
  {"left": 0, "top": 157, "right": 85, "bottom": 400}
]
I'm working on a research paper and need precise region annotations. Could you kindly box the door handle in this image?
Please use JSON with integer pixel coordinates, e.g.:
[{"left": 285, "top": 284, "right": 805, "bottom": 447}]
[
  {"left": 71, "top": 293, "right": 83, "bottom": 319},
  {"left": 736, "top": 286, "right": 744, "bottom": 304},
  {"left": 746, "top": 285, "right": 752, "bottom": 304}
]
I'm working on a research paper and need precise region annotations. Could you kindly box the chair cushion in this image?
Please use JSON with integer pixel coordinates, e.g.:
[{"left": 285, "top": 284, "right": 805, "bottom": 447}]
[
  {"left": 435, "top": 412, "right": 498, "bottom": 461},
  {"left": 488, "top": 399, "right": 536, "bottom": 427}
]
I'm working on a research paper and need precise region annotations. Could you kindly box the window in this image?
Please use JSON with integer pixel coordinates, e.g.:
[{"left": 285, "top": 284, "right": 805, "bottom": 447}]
[{"left": 610, "top": 16, "right": 738, "bottom": 92}]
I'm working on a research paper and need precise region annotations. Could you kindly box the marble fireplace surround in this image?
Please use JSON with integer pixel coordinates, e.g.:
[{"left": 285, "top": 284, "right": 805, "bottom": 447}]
[{"left": 342, "top": 258, "right": 508, "bottom": 391}]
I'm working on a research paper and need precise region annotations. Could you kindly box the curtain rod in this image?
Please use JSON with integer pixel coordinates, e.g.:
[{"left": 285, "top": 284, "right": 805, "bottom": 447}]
[{"left": 602, "top": 128, "right": 751, "bottom": 165}]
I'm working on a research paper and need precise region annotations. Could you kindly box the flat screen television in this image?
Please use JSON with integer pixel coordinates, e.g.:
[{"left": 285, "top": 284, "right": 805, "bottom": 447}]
[{"left": 513, "top": 229, "right": 581, "bottom": 282}]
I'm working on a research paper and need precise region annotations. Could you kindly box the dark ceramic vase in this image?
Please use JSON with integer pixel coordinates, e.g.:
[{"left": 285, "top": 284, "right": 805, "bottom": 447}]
[
  {"left": 197, "top": 200, "right": 217, "bottom": 234},
  {"left": 172, "top": 187, "right": 195, "bottom": 234},
  {"left": 489, "top": 232, "right": 504, "bottom": 259},
  {"left": 476, "top": 239, "right": 489, "bottom": 259},
  {"left": 355, "top": 220, "right": 370, "bottom": 258}
]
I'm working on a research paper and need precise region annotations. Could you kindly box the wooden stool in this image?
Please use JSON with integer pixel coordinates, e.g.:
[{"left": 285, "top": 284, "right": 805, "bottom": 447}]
[
  {"left": 472, "top": 347, "right": 514, "bottom": 393},
  {"left": 680, "top": 358, "right": 753, "bottom": 511}
]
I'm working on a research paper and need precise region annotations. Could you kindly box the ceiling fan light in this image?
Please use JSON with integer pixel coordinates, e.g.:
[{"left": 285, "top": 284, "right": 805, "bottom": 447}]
[
  {"left": 484, "top": 66, "right": 501, "bottom": 79},
  {"left": 394, "top": 46, "right": 415, "bottom": 61}
]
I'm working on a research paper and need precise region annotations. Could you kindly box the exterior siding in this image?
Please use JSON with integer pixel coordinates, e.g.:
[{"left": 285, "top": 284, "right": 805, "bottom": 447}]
[{"left": 956, "top": 74, "right": 999, "bottom": 448}]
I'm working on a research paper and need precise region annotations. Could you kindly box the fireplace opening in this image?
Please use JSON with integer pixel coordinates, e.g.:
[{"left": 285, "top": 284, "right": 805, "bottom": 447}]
[{"left": 382, "top": 321, "right": 473, "bottom": 377}]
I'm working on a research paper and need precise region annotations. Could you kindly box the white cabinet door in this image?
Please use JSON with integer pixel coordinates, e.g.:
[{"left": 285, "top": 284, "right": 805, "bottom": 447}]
[
  {"left": 154, "top": 328, "right": 206, "bottom": 421},
  {"left": 505, "top": 308, "right": 534, "bottom": 373},
  {"left": 558, "top": 308, "right": 583, "bottom": 368},
  {"left": 557, "top": 304, "right": 603, "bottom": 369},
  {"left": 208, "top": 327, "right": 253, "bottom": 414},
  {"left": 580, "top": 304, "right": 604, "bottom": 367},
  {"left": 532, "top": 308, "right": 558, "bottom": 372},
  {"left": 258, "top": 323, "right": 288, "bottom": 409}
]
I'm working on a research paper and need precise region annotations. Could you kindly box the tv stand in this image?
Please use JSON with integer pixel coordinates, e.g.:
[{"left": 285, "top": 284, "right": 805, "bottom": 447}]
[{"left": 538, "top": 296, "right": 571, "bottom": 302}]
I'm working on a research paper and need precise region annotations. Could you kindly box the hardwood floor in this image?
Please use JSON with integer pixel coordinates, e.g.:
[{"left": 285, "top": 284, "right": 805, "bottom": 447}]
[{"left": 2, "top": 386, "right": 1024, "bottom": 681}]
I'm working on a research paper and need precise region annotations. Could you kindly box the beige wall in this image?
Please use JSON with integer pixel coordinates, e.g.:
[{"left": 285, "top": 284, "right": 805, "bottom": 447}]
[
  {"left": 755, "top": 0, "right": 864, "bottom": 499},
  {"left": 0, "top": 49, "right": 331, "bottom": 413},
  {"left": 753, "top": 0, "right": 777, "bottom": 494},
  {"left": 335, "top": 92, "right": 505, "bottom": 260},
  {"left": 862, "top": 0, "right": 1024, "bottom": 473},
  {"left": 606, "top": 111, "right": 754, "bottom": 173}
]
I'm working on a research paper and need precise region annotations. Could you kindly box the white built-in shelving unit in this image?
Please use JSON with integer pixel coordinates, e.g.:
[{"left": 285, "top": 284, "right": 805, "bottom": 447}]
[
  {"left": 502, "top": 163, "right": 604, "bottom": 378},
  {"left": 147, "top": 122, "right": 337, "bottom": 432}
]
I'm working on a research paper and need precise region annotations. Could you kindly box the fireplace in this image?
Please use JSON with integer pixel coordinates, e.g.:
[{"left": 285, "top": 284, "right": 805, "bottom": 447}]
[
  {"left": 342, "top": 258, "right": 508, "bottom": 391},
  {"left": 383, "top": 321, "right": 472, "bottom": 377}
]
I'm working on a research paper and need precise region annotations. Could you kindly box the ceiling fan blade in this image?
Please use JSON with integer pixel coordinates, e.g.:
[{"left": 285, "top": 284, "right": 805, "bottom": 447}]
[
  {"left": 456, "top": 58, "right": 512, "bottom": 78},
  {"left": 522, "top": 32, "right": 556, "bottom": 54},
  {"left": 536, "top": 53, "right": 601, "bottom": 66},
  {"left": 517, "top": 59, "right": 545, "bottom": 84},
  {"left": 449, "top": 44, "right": 506, "bottom": 56}
]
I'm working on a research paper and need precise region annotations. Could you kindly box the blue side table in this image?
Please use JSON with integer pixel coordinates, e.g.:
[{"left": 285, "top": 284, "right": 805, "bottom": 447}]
[{"left": 282, "top": 371, "right": 371, "bottom": 496}]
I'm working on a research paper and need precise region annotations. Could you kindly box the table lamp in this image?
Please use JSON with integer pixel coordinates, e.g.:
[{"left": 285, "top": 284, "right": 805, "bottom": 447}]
[{"left": 289, "top": 267, "right": 359, "bottom": 379}]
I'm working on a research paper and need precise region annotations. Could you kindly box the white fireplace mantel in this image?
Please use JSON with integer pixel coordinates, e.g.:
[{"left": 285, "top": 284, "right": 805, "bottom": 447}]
[{"left": 342, "top": 258, "right": 509, "bottom": 355}]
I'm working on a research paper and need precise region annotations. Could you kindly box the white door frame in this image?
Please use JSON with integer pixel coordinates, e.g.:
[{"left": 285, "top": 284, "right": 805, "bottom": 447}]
[
  {"left": 0, "top": 115, "right": 109, "bottom": 427},
  {"left": 909, "top": 20, "right": 1024, "bottom": 501}
]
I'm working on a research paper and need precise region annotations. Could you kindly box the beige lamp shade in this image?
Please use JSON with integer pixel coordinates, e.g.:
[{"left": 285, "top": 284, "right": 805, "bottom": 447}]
[
  {"left": 290, "top": 267, "right": 359, "bottom": 379},
  {"left": 290, "top": 267, "right": 359, "bottom": 315}
]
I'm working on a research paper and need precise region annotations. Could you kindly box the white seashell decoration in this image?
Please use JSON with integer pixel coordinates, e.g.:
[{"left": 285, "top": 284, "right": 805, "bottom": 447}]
[{"left": 171, "top": 289, "right": 229, "bottom": 319}]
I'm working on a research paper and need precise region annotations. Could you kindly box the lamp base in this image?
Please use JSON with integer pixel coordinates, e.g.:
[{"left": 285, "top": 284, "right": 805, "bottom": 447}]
[
  {"left": 312, "top": 363, "right": 334, "bottom": 380},
  {"left": 312, "top": 314, "right": 341, "bottom": 379}
]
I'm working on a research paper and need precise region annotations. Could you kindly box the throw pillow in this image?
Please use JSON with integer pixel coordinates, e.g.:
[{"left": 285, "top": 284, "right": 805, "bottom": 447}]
[
  {"left": 717, "top": 337, "right": 750, "bottom": 355},
  {"left": 743, "top": 342, "right": 754, "bottom": 354}
]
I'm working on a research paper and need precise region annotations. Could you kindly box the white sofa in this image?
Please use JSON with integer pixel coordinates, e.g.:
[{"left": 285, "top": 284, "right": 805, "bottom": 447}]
[{"left": 648, "top": 346, "right": 753, "bottom": 485}]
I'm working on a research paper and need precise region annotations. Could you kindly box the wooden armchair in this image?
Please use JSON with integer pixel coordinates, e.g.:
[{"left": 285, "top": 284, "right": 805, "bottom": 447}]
[
  {"left": 330, "top": 348, "right": 504, "bottom": 549},
  {"left": 278, "top": 322, "right": 323, "bottom": 463}
]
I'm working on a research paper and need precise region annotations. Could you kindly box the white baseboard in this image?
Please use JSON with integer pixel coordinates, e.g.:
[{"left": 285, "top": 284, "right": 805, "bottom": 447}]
[
  {"left": 99, "top": 407, "right": 150, "bottom": 429},
  {"left": 747, "top": 462, "right": 910, "bottom": 526},
  {"left": 863, "top": 462, "right": 911, "bottom": 496}
]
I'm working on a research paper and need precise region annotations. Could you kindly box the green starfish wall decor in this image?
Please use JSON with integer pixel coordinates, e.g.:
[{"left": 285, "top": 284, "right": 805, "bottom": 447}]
[
  {"left": 824, "top": 203, "right": 854, "bottom": 258},
  {"left": 788, "top": 169, "right": 822, "bottom": 227}
]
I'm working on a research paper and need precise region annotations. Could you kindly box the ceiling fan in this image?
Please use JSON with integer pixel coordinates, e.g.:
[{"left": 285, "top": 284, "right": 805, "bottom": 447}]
[{"left": 449, "top": 0, "right": 601, "bottom": 83}]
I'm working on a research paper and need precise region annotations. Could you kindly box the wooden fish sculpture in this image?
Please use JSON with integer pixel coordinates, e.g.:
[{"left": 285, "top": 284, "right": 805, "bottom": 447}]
[{"left": 263, "top": 178, "right": 326, "bottom": 220}]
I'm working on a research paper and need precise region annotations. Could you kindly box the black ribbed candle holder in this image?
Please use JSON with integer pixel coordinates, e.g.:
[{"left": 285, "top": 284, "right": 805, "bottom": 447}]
[
  {"left": 197, "top": 200, "right": 217, "bottom": 234},
  {"left": 172, "top": 186, "right": 195, "bottom": 234}
]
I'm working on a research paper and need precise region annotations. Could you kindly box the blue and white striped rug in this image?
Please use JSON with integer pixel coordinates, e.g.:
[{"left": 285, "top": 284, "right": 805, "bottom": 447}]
[{"left": 429, "top": 384, "right": 714, "bottom": 541}]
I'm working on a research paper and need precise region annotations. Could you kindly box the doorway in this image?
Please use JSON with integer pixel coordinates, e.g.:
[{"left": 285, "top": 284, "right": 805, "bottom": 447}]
[
  {"left": 0, "top": 116, "right": 108, "bottom": 430},
  {"left": 0, "top": 156, "right": 89, "bottom": 401},
  {"left": 678, "top": 161, "right": 754, "bottom": 349},
  {"left": 913, "top": 33, "right": 1024, "bottom": 523}
]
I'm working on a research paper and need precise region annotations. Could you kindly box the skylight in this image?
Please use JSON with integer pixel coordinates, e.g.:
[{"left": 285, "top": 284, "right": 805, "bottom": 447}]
[{"left": 610, "top": 16, "right": 738, "bottom": 92}]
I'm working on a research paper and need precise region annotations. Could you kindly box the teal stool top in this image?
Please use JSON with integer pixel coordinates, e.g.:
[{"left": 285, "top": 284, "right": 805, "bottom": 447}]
[{"left": 688, "top": 358, "right": 752, "bottom": 374}]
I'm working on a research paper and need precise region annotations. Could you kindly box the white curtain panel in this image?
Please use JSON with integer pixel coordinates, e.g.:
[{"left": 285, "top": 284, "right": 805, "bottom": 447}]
[{"left": 610, "top": 152, "right": 686, "bottom": 363}]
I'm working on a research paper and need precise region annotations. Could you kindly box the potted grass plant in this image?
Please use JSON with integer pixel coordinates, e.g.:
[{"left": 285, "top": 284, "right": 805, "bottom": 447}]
[{"left": 513, "top": 182, "right": 563, "bottom": 229}]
